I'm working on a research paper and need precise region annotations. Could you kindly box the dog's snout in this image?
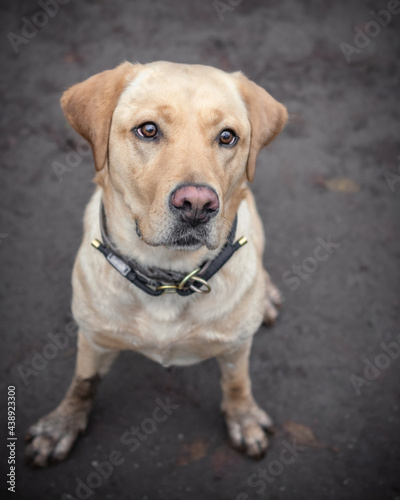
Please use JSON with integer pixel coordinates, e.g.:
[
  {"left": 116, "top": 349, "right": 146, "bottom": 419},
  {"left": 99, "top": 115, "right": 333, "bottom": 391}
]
[{"left": 170, "top": 185, "right": 219, "bottom": 224}]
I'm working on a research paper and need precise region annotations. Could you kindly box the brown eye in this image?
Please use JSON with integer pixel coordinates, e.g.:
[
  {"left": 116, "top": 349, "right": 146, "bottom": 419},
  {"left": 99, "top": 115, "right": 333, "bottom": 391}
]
[
  {"left": 136, "top": 122, "right": 158, "bottom": 139},
  {"left": 219, "top": 129, "right": 238, "bottom": 146}
]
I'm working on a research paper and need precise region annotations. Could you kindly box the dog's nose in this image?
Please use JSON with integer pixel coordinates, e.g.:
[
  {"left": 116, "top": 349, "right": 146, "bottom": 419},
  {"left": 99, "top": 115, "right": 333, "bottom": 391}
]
[{"left": 170, "top": 185, "right": 219, "bottom": 224}]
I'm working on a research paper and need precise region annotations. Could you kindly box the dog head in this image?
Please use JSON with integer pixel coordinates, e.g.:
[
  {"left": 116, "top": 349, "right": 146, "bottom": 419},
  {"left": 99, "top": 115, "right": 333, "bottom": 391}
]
[{"left": 61, "top": 61, "right": 287, "bottom": 251}]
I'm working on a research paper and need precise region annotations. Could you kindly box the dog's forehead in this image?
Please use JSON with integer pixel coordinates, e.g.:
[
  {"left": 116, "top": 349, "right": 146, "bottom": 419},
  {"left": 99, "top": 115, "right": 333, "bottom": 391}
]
[{"left": 117, "top": 62, "right": 247, "bottom": 119}]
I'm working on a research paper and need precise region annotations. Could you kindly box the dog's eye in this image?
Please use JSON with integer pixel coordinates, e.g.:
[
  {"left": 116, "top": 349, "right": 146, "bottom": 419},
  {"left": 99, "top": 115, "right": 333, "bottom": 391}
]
[
  {"left": 135, "top": 122, "right": 158, "bottom": 139},
  {"left": 219, "top": 129, "right": 238, "bottom": 146}
]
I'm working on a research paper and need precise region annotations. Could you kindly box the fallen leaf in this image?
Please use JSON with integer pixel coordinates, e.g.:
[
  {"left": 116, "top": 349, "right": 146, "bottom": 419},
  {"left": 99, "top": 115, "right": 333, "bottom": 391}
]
[
  {"left": 325, "top": 177, "right": 360, "bottom": 193},
  {"left": 284, "top": 420, "right": 321, "bottom": 448},
  {"left": 284, "top": 420, "right": 340, "bottom": 453},
  {"left": 176, "top": 438, "right": 209, "bottom": 466}
]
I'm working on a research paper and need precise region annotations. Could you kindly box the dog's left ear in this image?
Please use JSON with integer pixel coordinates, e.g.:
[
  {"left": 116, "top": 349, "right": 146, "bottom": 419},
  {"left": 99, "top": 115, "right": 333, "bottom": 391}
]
[
  {"left": 234, "top": 73, "right": 288, "bottom": 182},
  {"left": 61, "top": 62, "right": 141, "bottom": 172}
]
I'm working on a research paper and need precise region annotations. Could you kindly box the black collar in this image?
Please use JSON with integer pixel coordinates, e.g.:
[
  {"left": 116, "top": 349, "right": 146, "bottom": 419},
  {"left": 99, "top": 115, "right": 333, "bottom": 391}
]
[{"left": 91, "top": 201, "right": 247, "bottom": 297}]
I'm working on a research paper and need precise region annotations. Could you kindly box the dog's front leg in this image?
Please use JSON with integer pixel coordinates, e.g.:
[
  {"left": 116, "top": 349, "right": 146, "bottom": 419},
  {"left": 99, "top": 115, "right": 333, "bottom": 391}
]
[
  {"left": 217, "top": 339, "right": 274, "bottom": 458},
  {"left": 25, "top": 330, "right": 118, "bottom": 467}
]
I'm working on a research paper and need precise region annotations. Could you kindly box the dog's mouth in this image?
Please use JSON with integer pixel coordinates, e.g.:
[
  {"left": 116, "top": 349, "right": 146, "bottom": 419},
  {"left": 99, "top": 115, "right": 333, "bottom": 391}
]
[
  {"left": 167, "top": 230, "right": 208, "bottom": 250},
  {"left": 168, "top": 236, "right": 203, "bottom": 250},
  {"left": 136, "top": 219, "right": 217, "bottom": 251}
]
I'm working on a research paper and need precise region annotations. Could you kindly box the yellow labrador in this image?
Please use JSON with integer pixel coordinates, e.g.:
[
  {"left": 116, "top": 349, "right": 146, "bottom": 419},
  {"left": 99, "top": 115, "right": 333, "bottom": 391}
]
[{"left": 25, "top": 61, "right": 287, "bottom": 466}]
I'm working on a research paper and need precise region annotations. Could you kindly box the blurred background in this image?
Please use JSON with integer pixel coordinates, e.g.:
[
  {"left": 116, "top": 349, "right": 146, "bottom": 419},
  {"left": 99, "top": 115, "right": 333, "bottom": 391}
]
[{"left": 0, "top": 0, "right": 399, "bottom": 499}]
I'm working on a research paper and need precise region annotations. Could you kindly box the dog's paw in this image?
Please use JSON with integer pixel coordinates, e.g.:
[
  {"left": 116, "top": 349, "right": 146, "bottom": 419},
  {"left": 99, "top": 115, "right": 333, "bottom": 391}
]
[
  {"left": 263, "top": 276, "right": 282, "bottom": 326},
  {"left": 224, "top": 404, "right": 274, "bottom": 458},
  {"left": 25, "top": 408, "right": 88, "bottom": 467}
]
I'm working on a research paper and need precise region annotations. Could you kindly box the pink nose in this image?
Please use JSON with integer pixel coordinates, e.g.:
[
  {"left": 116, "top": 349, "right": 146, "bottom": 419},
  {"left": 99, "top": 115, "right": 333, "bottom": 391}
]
[{"left": 170, "top": 185, "right": 219, "bottom": 223}]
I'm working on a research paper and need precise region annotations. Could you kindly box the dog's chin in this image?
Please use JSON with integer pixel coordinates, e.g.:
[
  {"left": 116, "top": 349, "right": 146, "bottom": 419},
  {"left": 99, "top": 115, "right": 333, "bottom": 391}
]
[
  {"left": 167, "top": 234, "right": 216, "bottom": 251},
  {"left": 167, "top": 222, "right": 220, "bottom": 251},
  {"left": 138, "top": 223, "right": 218, "bottom": 251},
  {"left": 168, "top": 240, "right": 204, "bottom": 251},
  {"left": 164, "top": 233, "right": 218, "bottom": 251}
]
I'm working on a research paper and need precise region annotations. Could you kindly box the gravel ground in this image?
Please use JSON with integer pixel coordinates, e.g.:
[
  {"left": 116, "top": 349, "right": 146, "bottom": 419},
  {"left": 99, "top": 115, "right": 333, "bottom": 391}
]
[{"left": 0, "top": 1, "right": 399, "bottom": 499}]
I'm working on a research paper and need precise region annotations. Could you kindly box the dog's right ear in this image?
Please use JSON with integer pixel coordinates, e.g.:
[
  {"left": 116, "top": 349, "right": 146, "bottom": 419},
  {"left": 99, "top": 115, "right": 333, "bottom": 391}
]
[{"left": 61, "top": 62, "right": 141, "bottom": 172}]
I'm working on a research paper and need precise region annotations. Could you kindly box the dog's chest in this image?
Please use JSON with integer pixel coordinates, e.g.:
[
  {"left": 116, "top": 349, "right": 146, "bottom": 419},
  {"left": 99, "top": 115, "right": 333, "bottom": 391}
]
[
  {"left": 132, "top": 323, "right": 210, "bottom": 367},
  {"left": 91, "top": 287, "right": 238, "bottom": 367},
  {"left": 107, "top": 311, "right": 227, "bottom": 367}
]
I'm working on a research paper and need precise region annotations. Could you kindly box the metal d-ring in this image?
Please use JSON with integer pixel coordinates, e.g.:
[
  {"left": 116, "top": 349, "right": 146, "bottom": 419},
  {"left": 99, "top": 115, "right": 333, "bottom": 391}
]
[
  {"left": 178, "top": 267, "right": 201, "bottom": 290},
  {"left": 178, "top": 268, "right": 211, "bottom": 294},
  {"left": 188, "top": 276, "right": 211, "bottom": 294}
]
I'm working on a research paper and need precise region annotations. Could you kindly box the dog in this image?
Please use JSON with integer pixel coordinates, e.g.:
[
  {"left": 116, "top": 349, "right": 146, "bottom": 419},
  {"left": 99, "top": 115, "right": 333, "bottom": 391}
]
[{"left": 25, "top": 61, "right": 287, "bottom": 467}]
